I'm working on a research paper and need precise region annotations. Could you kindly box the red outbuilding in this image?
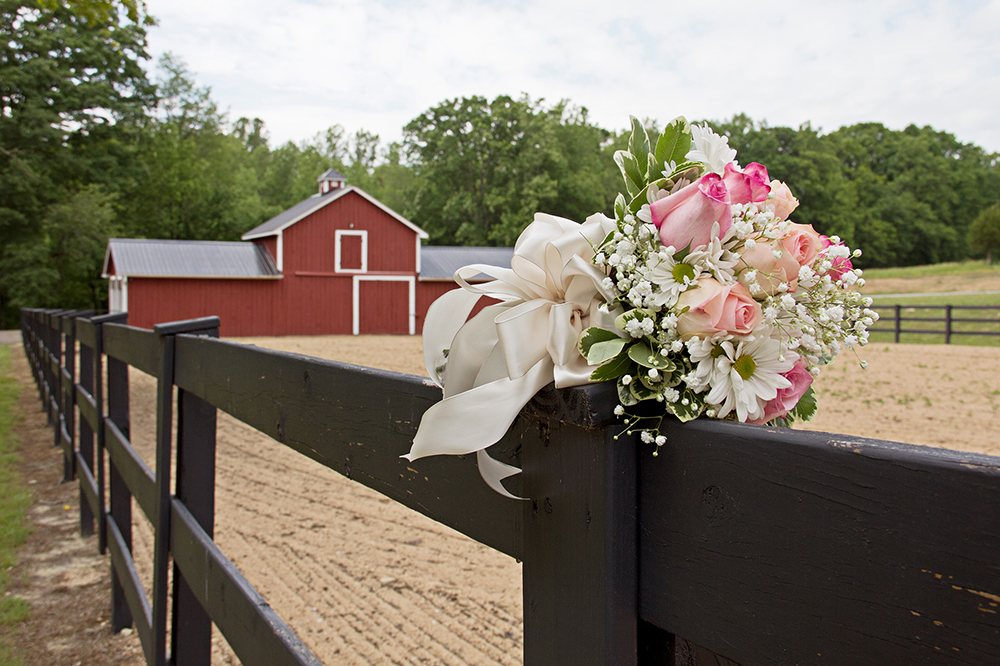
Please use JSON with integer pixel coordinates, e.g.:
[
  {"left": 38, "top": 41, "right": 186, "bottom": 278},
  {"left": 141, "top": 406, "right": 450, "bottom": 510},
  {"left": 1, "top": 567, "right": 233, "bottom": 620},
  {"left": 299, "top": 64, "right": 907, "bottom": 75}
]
[{"left": 103, "top": 170, "right": 513, "bottom": 337}]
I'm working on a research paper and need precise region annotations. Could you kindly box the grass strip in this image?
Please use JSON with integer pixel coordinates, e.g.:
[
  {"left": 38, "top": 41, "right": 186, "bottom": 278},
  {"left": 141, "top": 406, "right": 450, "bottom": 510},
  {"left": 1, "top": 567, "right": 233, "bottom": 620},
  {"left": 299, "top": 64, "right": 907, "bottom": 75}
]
[
  {"left": 0, "top": 345, "right": 31, "bottom": 665},
  {"left": 863, "top": 259, "right": 1000, "bottom": 280}
]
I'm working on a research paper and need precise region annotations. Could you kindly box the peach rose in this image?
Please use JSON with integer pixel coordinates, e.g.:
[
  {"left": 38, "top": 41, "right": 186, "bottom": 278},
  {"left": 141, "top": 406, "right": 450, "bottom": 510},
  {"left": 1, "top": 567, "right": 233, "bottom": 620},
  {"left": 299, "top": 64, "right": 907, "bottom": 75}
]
[
  {"left": 738, "top": 239, "right": 802, "bottom": 296},
  {"left": 767, "top": 180, "right": 799, "bottom": 221},
  {"left": 782, "top": 222, "right": 822, "bottom": 268},
  {"left": 675, "top": 277, "right": 763, "bottom": 340}
]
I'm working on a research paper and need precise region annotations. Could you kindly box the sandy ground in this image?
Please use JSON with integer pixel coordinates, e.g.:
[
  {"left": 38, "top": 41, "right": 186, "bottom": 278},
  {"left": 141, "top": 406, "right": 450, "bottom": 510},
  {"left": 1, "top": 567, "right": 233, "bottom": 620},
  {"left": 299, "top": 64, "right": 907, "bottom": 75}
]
[{"left": 3, "top": 334, "right": 999, "bottom": 665}]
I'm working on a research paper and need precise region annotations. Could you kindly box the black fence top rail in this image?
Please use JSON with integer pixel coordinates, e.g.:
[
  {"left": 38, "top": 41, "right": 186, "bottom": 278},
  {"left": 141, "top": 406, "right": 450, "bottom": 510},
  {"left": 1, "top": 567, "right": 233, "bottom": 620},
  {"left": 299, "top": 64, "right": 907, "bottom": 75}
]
[
  {"left": 639, "top": 417, "right": 1000, "bottom": 665},
  {"left": 172, "top": 334, "right": 524, "bottom": 558}
]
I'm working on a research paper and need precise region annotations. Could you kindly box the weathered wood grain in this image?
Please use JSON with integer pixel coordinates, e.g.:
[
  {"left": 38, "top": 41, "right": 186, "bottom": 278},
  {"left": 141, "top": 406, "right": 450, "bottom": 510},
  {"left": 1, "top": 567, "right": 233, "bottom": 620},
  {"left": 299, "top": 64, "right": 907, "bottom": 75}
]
[
  {"left": 639, "top": 418, "right": 1000, "bottom": 666},
  {"left": 172, "top": 334, "right": 524, "bottom": 558},
  {"left": 102, "top": 323, "right": 161, "bottom": 377}
]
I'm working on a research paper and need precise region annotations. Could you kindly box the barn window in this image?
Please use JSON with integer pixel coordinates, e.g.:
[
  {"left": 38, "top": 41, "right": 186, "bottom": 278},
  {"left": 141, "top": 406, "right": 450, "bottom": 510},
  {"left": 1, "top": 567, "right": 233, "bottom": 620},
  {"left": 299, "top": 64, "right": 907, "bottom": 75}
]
[{"left": 335, "top": 230, "right": 367, "bottom": 273}]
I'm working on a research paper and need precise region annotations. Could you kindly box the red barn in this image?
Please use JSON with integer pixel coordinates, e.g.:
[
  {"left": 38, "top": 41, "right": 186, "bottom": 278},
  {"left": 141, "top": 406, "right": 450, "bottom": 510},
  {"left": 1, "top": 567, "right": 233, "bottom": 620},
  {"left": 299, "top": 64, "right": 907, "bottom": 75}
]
[{"left": 103, "top": 170, "right": 513, "bottom": 337}]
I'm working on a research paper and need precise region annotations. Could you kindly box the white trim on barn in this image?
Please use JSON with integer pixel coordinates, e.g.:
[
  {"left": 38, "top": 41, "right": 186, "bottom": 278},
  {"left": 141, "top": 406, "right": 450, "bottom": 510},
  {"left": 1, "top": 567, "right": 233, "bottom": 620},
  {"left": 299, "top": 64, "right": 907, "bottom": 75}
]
[
  {"left": 335, "top": 230, "right": 368, "bottom": 273},
  {"left": 241, "top": 186, "right": 429, "bottom": 241},
  {"left": 108, "top": 275, "right": 128, "bottom": 313},
  {"left": 352, "top": 275, "right": 416, "bottom": 336},
  {"left": 276, "top": 230, "right": 284, "bottom": 272}
]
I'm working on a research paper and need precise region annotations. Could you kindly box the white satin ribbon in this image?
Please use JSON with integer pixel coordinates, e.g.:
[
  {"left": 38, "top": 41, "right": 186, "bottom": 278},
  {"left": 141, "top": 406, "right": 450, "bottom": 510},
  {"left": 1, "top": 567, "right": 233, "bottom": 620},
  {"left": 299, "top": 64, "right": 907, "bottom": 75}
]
[{"left": 404, "top": 212, "right": 621, "bottom": 498}]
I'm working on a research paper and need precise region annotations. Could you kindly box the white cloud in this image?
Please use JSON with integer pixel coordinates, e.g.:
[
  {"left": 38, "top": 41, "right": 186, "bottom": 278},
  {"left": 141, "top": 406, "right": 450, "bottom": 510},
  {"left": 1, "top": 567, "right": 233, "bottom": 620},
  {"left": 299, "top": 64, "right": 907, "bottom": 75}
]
[{"left": 144, "top": 0, "right": 1000, "bottom": 152}]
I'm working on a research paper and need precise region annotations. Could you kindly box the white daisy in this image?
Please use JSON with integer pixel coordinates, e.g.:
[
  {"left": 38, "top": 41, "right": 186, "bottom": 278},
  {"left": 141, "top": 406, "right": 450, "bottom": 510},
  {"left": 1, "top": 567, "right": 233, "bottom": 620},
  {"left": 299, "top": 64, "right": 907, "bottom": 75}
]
[
  {"left": 646, "top": 251, "right": 701, "bottom": 307},
  {"left": 686, "top": 124, "right": 738, "bottom": 175},
  {"left": 706, "top": 333, "right": 798, "bottom": 422},
  {"left": 684, "top": 335, "right": 730, "bottom": 392},
  {"left": 685, "top": 226, "right": 740, "bottom": 284}
]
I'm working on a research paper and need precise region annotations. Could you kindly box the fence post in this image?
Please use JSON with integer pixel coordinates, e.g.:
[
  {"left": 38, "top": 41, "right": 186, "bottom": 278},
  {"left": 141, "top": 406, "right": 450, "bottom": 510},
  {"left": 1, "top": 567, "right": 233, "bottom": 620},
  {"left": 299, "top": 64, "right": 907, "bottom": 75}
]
[
  {"left": 45, "top": 310, "right": 57, "bottom": 426},
  {"left": 66, "top": 311, "right": 96, "bottom": 534},
  {"left": 78, "top": 315, "right": 96, "bottom": 537},
  {"left": 166, "top": 318, "right": 220, "bottom": 666},
  {"left": 94, "top": 312, "right": 131, "bottom": 631},
  {"left": 61, "top": 313, "right": 77, "bottom": 488},
  {"left": 150, "top": 317, "right": 220, "bottom": 666},
  {"left": 945, "top": 305, "right": 952, "bottom": 344},
  {"left": 520, "top": 383, "right": 656, "bottom": 666},
  {"left": 53, "top": 311, "right": 66, "bottom": 460},
  {"left": 894, "top": 304, "right": 901, "bottom": 343}
]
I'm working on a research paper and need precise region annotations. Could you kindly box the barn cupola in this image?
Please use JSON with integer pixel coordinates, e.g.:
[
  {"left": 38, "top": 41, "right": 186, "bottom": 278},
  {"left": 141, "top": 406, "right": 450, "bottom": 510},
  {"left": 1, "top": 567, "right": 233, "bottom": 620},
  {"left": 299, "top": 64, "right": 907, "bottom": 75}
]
[{"left": 317, "top": 168, "right": 347, "bottom": 195}]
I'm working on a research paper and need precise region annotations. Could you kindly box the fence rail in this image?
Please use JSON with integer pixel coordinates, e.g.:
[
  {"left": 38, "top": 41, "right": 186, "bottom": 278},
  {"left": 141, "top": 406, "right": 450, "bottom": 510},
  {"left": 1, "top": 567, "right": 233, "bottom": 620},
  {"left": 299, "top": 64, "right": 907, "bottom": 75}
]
[
  {"left": 870, "top": 304, "right": 1000, "bottom": 343},
  {"left": 18, "top": 307, "right": 1000, "bottom": 666}
]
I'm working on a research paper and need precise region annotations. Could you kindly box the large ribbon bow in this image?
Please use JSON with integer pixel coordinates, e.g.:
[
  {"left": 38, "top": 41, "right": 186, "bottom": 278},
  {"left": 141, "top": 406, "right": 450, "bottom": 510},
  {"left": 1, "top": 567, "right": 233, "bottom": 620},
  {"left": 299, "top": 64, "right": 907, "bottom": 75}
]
[{"left": 403, "top": 212, "right": 620, "bottom": 498}]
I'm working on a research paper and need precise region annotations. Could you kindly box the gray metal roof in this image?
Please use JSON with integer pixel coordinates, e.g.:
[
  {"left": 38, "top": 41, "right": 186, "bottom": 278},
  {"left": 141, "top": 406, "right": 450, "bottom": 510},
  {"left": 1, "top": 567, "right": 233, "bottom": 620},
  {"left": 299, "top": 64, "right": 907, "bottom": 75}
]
[
  {"left": 241, "top": 185, "right": 429, "bottom": 240},
  {"left": 420, "top": 246, "right": 514, "bottom": 280},
  {"left": 104, "top": 239, "right": 280, "bottom": 278},
  {"left": 317, "top": 168, "right": 347, "bottom": 182}
]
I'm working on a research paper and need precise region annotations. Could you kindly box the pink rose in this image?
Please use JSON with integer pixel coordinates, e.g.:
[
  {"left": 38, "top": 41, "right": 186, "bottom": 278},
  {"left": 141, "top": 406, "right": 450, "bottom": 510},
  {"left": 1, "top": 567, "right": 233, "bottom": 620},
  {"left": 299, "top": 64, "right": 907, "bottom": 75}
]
[
  {"left": 753, "top": 358, "right": 813, "bottom": 423},
  {"left": 820, "top": 236, "right": 854, "bottom": 281},
  {"left": 782, "top": 223, "right": 822, "bottom": 268},
  {"left": 675, "top": 277, "right": 763, "bottom": 340},
  {"left": 738, "top": 239, "right": 802, "bottom": 296},
  {"left": 722, "top": 162, "right": 770, "bottom": 205},
  {"left": 651, "top": 173, "right": 732, "bottom": 251},
  {"left": 767, "top": 180, "right": 799, "bottom": 221}
]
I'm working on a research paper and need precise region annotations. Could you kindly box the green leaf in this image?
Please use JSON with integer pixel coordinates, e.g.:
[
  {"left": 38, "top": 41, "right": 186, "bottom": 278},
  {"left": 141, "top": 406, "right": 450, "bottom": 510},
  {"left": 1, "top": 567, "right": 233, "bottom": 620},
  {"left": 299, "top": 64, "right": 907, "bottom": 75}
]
[
  {"left": 618, "top": 380, "right": 639, "bottom": 406},
  {"left": 614, "top": 193, "right": 627, "bottom": 222},
  {"left": 647, "top": 152, "right": 660, "bottom": 182},
  {"left": 629, "top": 379, "right": 657, "bottom": 401},
  {"left": 614, "top": 150, "right": 644, "bottom": 198},
  {"left": 627, "top": 116, "right": 650, "bottom": 178},
  {"left": 788, "top": 386, "right": 818, "bottom": 423},
  {"left": 667, "top": 393, "right": 703, "bottom": 422},
  {"left": 579, "top": 327, "right": 626, "bottom": 365},
  {"left": 628, "top": 342, "right": 675, "bottom": 371},
  {"left": 615, "top": 308, "right": 653, "bottom": 331},
  {"left": 590, "top": 351, "right": 633, "bottom": 382},
  {"left": 580, "top": 326, "right": 622, "bottom": 353},
  {"left": 665, "top": 160, "right": 703, "bottom": 182},
  {"left": 628, "top": 191, "right": 648, "bottom": 215},
  {"left": 655, "top": 115, "right": 691, "bottom": 167}
]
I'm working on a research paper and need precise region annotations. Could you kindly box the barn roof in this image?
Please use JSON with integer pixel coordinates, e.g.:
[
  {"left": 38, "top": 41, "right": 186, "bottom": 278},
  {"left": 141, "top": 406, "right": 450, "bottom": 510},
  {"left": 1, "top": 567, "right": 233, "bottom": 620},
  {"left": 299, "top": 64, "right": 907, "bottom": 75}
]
[
  {"left": 419, "top": 246, "right": 515, "bottom": 281},
  {"left": 317, "top": 168, "right": 346, "bottom": 182},
  {"left": 241, "top": 185, "right": 428, "bottom": 241},
  {"left": 103, "top": 239, "right": 281, "bottom": 279}
]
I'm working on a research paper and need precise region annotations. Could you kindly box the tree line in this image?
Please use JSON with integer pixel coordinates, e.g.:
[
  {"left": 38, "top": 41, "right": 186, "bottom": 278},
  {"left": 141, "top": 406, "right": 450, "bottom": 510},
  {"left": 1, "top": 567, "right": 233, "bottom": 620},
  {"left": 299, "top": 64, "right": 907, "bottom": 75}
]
[{"left": 2, "top": 0, "right": 999, "bottom": 328}]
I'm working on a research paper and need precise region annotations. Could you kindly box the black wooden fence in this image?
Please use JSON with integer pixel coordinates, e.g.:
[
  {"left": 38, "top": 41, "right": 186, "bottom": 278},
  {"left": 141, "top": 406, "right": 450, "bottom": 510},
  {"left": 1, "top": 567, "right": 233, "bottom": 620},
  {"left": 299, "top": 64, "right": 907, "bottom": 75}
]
[
  {"left": 870, "top": 304, "right": 1000, "bottom": 343},
  {"left": 19, "top": 307, "right": 1000, "bottom": 666}
]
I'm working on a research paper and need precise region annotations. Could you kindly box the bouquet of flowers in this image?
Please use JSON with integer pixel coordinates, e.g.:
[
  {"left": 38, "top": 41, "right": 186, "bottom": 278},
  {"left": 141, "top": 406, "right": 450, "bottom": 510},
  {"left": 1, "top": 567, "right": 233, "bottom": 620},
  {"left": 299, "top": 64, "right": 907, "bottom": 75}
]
[
  {"left": 580, "top": 117, "right": 877, "bottom": 449},
  {"left": 405, "top": 115, "right": 876, "bottom": 495}
]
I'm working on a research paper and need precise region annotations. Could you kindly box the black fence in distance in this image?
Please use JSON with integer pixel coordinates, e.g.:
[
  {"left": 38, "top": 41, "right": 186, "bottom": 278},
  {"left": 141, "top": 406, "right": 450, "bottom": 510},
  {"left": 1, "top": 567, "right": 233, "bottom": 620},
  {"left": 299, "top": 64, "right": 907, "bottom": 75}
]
[
  {"left": 19, "top": 308, "right": 1000, "bottom": 666},
  {"left": 869, "top": 304, "right": 1000, "bottom": 343}
]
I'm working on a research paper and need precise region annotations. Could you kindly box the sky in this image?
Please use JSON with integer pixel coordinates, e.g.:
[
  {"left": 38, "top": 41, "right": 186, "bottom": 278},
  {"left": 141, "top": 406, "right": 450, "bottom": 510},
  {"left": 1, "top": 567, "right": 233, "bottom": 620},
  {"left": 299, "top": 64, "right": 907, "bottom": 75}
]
[{"left": 142, "top": 0, "right": 1000, "bottom": 154}]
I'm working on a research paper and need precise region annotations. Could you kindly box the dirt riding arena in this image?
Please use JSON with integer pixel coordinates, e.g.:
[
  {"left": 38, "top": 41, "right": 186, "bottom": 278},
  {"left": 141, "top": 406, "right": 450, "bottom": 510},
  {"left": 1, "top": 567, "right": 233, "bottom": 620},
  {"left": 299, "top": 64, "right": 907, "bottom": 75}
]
[{"left": 4, "top": 335, "right": 1000, "bottom": 664}]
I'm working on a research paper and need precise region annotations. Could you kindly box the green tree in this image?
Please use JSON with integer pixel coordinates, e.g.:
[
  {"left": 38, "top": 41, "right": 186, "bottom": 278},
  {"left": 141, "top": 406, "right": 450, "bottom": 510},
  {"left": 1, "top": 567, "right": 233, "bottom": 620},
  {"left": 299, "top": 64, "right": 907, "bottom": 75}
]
[
  {"left": 0, "top": 186, "right": 118, "bottom": 312},
  {"left": 116, "top": 54, "right": 268, "bottom": 241},
  {"left": 0, "top": 0, "right": 153, "bottom": 325},
  {"left": 968, "top": 203, "right": 1000, "bottom": 264},
  {"left": 404, "top": 95, "right": 613, "bottom": 246}
]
